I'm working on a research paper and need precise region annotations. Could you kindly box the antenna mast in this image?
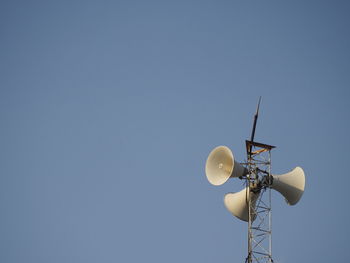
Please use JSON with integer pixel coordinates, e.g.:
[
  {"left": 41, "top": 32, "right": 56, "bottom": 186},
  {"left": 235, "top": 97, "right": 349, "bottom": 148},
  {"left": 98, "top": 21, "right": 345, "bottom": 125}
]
[
  {"left": 245, "top": 98, "right": 275, "bottom": 263},
  {"left": 249, "top": 96, "right": 261, "bottom": 155}
]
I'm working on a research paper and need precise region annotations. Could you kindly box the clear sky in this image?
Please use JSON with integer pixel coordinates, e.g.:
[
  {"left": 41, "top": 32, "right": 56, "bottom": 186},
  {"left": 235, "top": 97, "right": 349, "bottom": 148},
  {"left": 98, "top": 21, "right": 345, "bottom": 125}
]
[{"left": 1, "top": 1, "right": 349, "bottom": 262}]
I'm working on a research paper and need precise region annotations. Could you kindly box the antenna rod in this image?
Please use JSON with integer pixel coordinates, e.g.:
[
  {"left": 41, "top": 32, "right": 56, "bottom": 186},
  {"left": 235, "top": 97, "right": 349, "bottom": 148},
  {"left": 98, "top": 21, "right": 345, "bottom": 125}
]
[{"left": 249, "top": 96, "right": 261, "bottom": 154}]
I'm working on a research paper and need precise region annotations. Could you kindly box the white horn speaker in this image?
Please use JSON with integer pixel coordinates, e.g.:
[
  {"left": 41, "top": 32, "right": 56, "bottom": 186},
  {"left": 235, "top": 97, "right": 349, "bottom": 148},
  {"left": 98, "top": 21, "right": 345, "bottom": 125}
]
[
  {"left": 205, "top": 146, "right": 248, "bottom": 186},
  {"left": 271, "top": 166, "right": 306, "bottom": 205},
  {"left": 224, "top": 187, "right": 260, "bottom": 222}
]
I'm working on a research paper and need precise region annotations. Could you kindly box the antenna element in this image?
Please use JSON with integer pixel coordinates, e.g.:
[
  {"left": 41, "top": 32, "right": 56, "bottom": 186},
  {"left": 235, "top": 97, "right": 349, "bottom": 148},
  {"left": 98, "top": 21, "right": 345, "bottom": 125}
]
[{"left": 249, "top": 96, "right": 261, "bottom": 155}]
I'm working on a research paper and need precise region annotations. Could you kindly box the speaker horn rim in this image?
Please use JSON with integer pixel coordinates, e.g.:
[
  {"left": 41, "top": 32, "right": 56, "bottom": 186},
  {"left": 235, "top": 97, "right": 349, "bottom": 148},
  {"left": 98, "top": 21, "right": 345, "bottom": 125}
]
[{"left": 205, "top": 145, "right": 234, "bottom": 186}]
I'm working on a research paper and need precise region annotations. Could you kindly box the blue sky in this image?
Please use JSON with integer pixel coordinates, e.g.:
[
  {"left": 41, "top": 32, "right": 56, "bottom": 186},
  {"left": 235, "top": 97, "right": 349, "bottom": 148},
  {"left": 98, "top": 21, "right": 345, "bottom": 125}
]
[{"left": 1, "top": 1, "right": 349, "bottom": 262}]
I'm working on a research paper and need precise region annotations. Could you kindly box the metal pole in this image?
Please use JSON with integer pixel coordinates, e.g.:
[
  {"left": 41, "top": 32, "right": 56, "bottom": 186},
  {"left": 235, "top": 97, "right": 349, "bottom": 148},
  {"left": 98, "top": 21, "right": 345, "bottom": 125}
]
[
  {"left": 268, "top": 150, "right": 272, "bottom": 263},
  {"left": 247, "top": 154, "right": 252, "bottom": 263}
]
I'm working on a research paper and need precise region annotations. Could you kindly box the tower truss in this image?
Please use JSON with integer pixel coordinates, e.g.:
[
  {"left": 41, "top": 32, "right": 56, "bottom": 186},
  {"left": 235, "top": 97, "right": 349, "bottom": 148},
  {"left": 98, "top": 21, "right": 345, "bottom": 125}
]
[{"left": 245, "top": 141, "right": 275, "bottom": 263}]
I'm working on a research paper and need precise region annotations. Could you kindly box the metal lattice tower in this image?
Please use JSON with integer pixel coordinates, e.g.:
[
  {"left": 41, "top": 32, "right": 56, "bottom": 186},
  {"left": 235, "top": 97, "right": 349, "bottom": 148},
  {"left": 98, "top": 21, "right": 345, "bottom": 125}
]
[
  {"left": 204, "top": 98, "right": 305, "bottom": 263},
  {"left": 245, "top": 141, "right": 275, "bottom": 263}
]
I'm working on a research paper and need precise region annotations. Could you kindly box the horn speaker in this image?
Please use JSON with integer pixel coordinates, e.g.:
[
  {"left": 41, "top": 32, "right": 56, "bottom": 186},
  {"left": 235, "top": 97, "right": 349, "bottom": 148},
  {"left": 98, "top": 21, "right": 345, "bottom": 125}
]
[
  {"left": 205, "top": 146, "right": 248, "bottom": 186},
  {"left": 224, "top": 187, "right": 260, "bottom": 222},
  {"left": 271, "top": 167, "right": 305, "bottom": 205}
]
